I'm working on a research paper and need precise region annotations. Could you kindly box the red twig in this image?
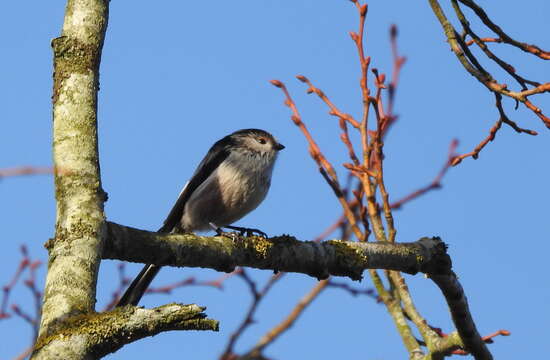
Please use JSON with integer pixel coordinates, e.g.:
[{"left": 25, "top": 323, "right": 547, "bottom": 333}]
[
  {"left": 457, "top": 0, "right": 550, "bottom": 60},
  {"left": 430, "top": 0, "right": 549, "bottom": 164},
  {"left": 269, "top": 80, "right": 339, "bottom": 180},
  {"left": 247, "top": 280, "right": 330, "bottom": 357},
  {"left": 296, "top": 75, "right": 361, "bottom": 166},
  {"left": 146, "top": 274, "right": 230, "bottom": 294},
  {"left": 11, "top": 346, "right": 33, "bottom": 360},
  {"left": 326, "top": 280, "right": 378, "bottom": 301},
  {"left": 225, "top": 213, "right": 357, "bottom": 359},
  {"left": 220, "top": 270, "right": 283, "bottom": 360},
  {"left": 1, "top": 249, "right": 30, "bottom": 319},
  {"left": 270, "top": 79, "right": 363, "bottom": 240},
  {"left": 1, "top": 245, "right": 43, "bottom": 355},
  {"left": 104, "top": 264, "right": 237, "bottom": 311},
  {"left": 386, "top": 24, "right": 407, "bottom": 135},
  {"left": 452, "top": 93, "right": 537, "bottom": 166},
  {"left": 312, "top": 216, "right": 346, "bottom": 243},
  {"left": 102, "top": 263, "right": 130, "bottom": 311},
  {"left": 296, "top": 75, "right": 360, "bottom": 129},
  {"left": 451, "top": 330, "right": 511, "bottom": 355},
  {"left": 11, "top": 304, "right": 35, "bottom": 327},
  {"left": 465, "top": 37, "right": 502, "bottom": 47},
  {"left": 0, "top": 166, "right": 53, "bottom": 179},
  {"left": 390, "top": 139, "right": 458, "bottom": 209},
  {"left": 1, "top": 245, "right": 42, "bottom": 328}
]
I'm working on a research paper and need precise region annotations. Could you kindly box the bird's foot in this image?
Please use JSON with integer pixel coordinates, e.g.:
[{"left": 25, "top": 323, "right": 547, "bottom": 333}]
[
  {"left": 224, "top": 225, "right": 268, "bottom": 238},
  {"left": 209, "top": 222, "right": 242, "bottom": 241}
]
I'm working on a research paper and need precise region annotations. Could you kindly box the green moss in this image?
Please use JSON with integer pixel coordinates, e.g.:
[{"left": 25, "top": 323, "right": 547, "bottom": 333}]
[
  {"left": 34, "top": 309, "right": 116, "bottom": 352},
  {"left": 33, "top": 305, "right": 218, "bottom": 356},
  {"left": 52, "top": 35, "right": 101, "bottom": 104}
]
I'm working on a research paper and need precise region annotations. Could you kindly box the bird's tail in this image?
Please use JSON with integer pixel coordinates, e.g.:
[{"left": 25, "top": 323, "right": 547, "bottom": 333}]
[{"left": 116, "top": 264, "right": 162, "bottom": 307}]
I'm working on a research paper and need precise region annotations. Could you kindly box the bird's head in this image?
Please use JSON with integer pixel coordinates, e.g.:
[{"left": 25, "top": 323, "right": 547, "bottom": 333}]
[{"left": 230, "top": 129, "right": 285, "bottom": 157}]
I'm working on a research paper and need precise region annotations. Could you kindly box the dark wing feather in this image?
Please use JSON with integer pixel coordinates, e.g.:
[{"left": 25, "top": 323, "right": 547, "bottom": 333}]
[
  {"left": 158, "top": 135, "right": 234, "bottom": 233},
  {"left": 117, "top": 134, "right": 235, "bottom": 307}
]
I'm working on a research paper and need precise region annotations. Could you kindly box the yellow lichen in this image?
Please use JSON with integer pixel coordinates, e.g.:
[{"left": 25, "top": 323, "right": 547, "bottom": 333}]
[
  {"left": 250, "top": 236, "right": 274, "bottom": 259},
  {"left": 327, "top": 240, "right": 366, "bottom": 280}
]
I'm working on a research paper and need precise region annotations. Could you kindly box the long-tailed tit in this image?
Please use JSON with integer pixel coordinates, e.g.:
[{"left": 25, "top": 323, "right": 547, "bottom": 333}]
[{"left": 117, "top": 128, "right": 284, "bottom": 306}]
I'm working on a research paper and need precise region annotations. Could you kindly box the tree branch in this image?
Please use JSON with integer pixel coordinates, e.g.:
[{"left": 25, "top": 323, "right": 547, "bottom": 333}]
[
  {"left": 32, "top": 303, "right": 218, "bottom": 359},
  {"left": 430, "top": 273, "right": 492, "bottom": 360},
  {"left": 103, "top": 222, "right": 449, "bottom": 280},
  {"left": 428, "top": 0, "right": 549, "bottom": 164},
  {"left": 33, "top": 1, "right": 110, "bottom": 359},
  {"left": 102, "top": 221, "right": 491, "bottom": 359},
  {"left": 457, "top": 0, "right": 550, "bottom": 60},
  {"left": 38, "top": 0, "right": 109, "bottom": 342}
]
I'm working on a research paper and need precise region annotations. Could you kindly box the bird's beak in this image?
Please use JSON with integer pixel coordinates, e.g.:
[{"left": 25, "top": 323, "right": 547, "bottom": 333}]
[{"left": 275, "top": 143, "right": 285, "bottom": 151}]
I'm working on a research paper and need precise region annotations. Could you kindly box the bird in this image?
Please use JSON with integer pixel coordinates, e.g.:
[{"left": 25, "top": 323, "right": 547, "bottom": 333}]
[{"left": 117, "top": 128, "right": 284, "bottom": 307}]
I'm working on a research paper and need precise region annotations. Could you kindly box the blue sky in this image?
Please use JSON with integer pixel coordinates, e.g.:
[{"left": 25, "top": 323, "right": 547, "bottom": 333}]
[{"left": 1, "top": 1, "right": 549, "bottom": 359}]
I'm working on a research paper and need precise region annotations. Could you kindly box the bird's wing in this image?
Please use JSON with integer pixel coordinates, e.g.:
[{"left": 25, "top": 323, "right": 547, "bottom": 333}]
[{"left": 158, "top": 136, "right": 233, "bottom": 233}]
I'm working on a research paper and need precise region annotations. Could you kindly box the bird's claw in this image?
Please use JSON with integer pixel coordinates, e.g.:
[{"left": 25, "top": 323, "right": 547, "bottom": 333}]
[
  {"left": 220, "top": 231, "right": 241, "bottom": 242},
  {"left": 224, "top": 225, "right": 268, "bottom": 238}
]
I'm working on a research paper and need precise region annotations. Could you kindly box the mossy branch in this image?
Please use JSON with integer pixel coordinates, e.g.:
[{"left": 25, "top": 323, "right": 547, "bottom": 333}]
[
  {"left": 103, "top": 222, "right": 451, "bottom": 280},
  {"left": 103, "top": 222, "right": 490, "bottom": 359},
  {"left": 37, "top": 1, "right": 109, "bottom": 357},
  {"left": 32, "top": 303, "right": 218, "bottom": 359}
]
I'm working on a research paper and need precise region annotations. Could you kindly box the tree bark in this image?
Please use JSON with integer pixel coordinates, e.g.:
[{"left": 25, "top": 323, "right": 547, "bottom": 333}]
[
  {"left": 103, "top": 222, "right": 451, "bottom": 280},
  {"left": 33, "top": 0, "right": 110, "bottom": 358},
  {"left": 30, "top": 1, "right": 494, "bottom": 359},
  {"left": 33, "top": 3, "right": 220, "bottom": 359},
  {"left": 32, "top": 304, "right": 218, "bottom": 359}
]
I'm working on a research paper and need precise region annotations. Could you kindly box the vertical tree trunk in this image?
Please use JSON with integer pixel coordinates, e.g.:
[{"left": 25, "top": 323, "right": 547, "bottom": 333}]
[{"left": 33, "top": 0, "right": 109, "bottom": 357}]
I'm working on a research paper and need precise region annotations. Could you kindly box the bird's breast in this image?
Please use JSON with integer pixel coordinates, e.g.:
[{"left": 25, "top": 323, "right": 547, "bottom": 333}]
[
  {"left": 181, "top": 153, "right": 275, "bottom": 230},
  {"left": 215, "top": 158, "right": 271, "bottom": 213}
]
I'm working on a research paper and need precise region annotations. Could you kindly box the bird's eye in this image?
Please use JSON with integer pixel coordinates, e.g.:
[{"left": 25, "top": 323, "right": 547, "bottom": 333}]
[{"left": 257, "top": 137, "right": 267, "bottom": 144}]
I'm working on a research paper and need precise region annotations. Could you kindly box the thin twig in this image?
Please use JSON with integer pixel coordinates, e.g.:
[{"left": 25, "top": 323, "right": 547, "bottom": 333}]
[
  {"left": 391, "top": 139, "right": 458, "bottom": 209},
  {"left": 451, "top": 93, "right": 537, "bottom": 165},
  {"left": 429, "top": 0, "right": 550, "bottom": 145},
  {"left": 11, "top": 346, "right": 33, "bottom": 360},
  {"left": 451, "top": 0, "right": 539, "bottom": 90},
  {"left": 452, "top": 330, "right": 510, "bottom": 355},
  {"left": 244, "top": 279, "right": 329, "bottom": 357},
  {"left": 457, "top": 0, "right": 550, "bottom": 60},
  {"left": 1, "top": 246, "right": 43, "bottom": 356},
  {"left": 326, "top": 280, "right": 377, "bottom": 300},
  {"left": 220, "top": 271, "right": 283, "bottom": 360},
  {"left": 0, "top": 166, "right": 53, "bottom": 179},
  {"left": 104, "top": 265, "right": 236, "bottom": 311},
  {"left": 270, "top": 80, "right": 364, "bottom": 240}
]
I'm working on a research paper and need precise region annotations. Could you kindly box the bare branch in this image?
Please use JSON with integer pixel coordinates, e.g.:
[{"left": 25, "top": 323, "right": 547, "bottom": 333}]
[
  {"left": 391, "top": 140, "right": 458, "bottom": 208},
  {"left": 243, "top": 279, "right": 329, "bottom": 358},
  {"left": 103, "top": 222, "right": 450, "bottom": 281},
  {"left": 32, "top": 304, "right": 218, "bottom": 359},
  {"left": 457, "top": 0, "right": 550, "bottom": 60},
  {"left": 430, "top": 273, "right": 492, "bottom": 360},
  {"left": 220, "top": 271, "right": 283, "bottom": 360}
]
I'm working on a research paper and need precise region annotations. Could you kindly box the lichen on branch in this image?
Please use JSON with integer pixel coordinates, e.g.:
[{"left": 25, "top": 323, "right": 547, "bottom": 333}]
[
  {"left": 103, "top": 222, "right": 451, "bottom": 280},
  {"left": 32, "top": 303, "right": 218, "bottom": 359}
]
